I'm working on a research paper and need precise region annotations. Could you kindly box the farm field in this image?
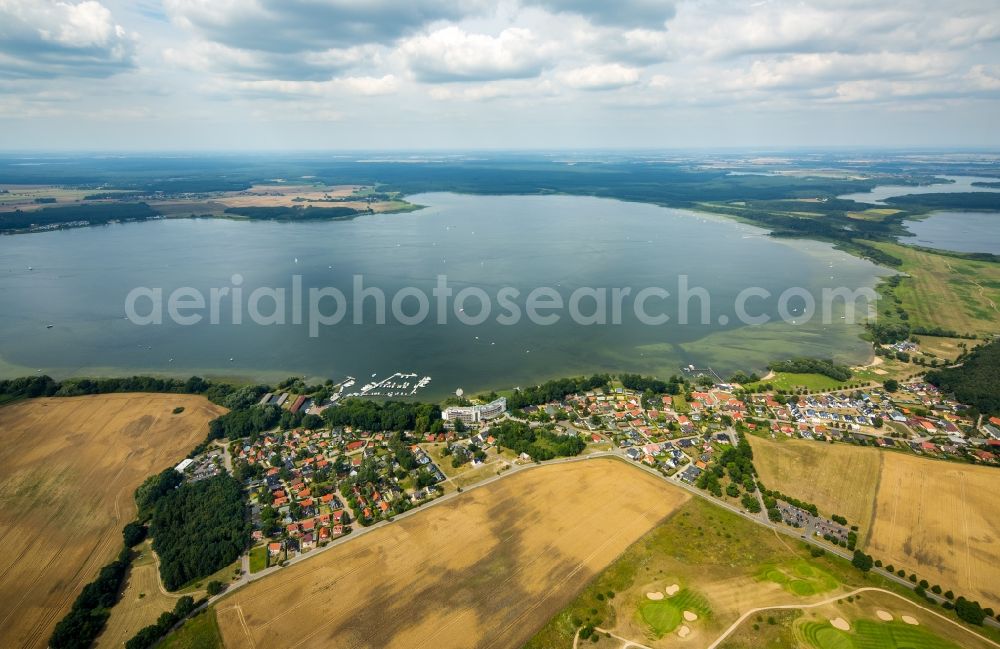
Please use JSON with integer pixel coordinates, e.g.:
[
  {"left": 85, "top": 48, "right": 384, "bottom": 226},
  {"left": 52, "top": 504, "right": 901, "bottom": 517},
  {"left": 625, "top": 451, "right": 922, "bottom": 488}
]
[
  {"left": 0, "top": 393, "right": 225, "bottom": 649},
  {"left": 867, "top": 452, "right": 1000, "bottom": 608},
  {"left": 215, "top": 459, "right": 687, "bottom": 649},
  {"left": 748, "top": 436, "right": 1000, "bottom": 608},
  {"left": 867, "top": 241, "right": 1000, "bottom": 336},
  {"left": 748, "top": 436, "right": 882, "bottom": 538},
  {"left": 97, "top": 541, "right": 197, "bottom": 649}
]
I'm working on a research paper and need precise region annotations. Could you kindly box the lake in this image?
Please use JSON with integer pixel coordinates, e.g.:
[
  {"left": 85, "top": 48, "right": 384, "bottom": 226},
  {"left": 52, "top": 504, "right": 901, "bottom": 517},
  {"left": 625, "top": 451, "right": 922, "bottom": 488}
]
[
  {"left": 900, "top": 211, "right": 1000, "bottom": 255},
  {"left": 838, "top": 175, "right": 1000, "bottom": 204},
  {"left": 0, "top": 193, "right": 886, "bottom": 398}
]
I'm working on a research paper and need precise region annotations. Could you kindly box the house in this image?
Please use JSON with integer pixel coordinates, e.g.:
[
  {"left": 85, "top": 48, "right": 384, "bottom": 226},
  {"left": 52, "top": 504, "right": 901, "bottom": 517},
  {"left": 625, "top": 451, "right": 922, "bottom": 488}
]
[{"left": 268, "top": 542, "right": 283, "bottom": 557}]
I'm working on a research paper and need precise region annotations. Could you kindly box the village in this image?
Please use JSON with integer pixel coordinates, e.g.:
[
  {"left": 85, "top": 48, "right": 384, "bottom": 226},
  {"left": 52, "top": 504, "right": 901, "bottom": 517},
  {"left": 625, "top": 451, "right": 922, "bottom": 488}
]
[{"left": 170, "top": 366, "right": 1000, "bottom": 576}]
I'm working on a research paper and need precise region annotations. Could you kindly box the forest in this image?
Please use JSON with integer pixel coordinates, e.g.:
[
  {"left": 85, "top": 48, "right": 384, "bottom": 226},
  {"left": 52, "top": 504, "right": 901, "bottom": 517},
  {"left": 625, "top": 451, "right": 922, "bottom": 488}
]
[
  {"left": 321, "top": 398, "right": 441, "bottom": 432},
  {"left": 223, "top": 205, "right": 360, "bottom": 220},
  {"left": 150, "top": 474, "right": 249, "bottom": 591},
  {"left": 0, "top": 202, "right": 158, "bottom": 232},
  {"left": 926, "top": 339, "right": 1000, "bottom": 415}
]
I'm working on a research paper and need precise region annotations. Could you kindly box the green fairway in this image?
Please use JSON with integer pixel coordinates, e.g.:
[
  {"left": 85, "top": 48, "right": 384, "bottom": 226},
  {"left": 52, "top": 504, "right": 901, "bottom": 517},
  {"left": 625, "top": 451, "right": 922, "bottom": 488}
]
[
  {"left": 759, "top": 560, "right": 839, "bottom": 597},
  {"left": 639, "top": 588, "right": 712, "bottom": 637},
  {"left": 797, "top": 619, "right": 961, "bottom": 649}
]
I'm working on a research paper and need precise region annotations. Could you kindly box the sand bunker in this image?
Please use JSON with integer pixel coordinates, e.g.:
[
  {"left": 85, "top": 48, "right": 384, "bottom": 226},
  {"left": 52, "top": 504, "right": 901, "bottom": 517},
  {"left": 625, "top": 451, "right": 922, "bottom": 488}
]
[
  {"left": 830, "top": 617, "right": 850, "bottom": 631},
  {"left": 876, "top": 610, "right": 893, "bottom": 621},
  {"left": 646, "top": 592, "right": 664, "bottom": 601},
  {"left": 664, "top": 583, "right": 680, "bottom": 596},
  {"left": 683, "top": 610, "right": 698, "bottom": 622},
  {"left": 677, "top": 625, "right": 690, "bottom": 638},
  {"left": 902, "top": 615, "right": 919, "bottom": 625}
]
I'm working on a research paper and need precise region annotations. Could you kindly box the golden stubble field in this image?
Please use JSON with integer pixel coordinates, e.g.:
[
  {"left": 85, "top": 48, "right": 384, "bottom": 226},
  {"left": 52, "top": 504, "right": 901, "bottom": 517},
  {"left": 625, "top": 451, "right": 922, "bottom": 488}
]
[
  {"left": 216, "top": 458, "right": 688, "bottom": 649},
  {"left": 748, "top": 436, "right": 882, "bottom": 537},
  {"left": 96, "top": 540, "right": 191, "bottom": 649},
  {"left": 867, "top": 452, "right": 1000, "bottom": 608},
  {"left": 0, "top": 394, "right": 226, "bottom": 648}
]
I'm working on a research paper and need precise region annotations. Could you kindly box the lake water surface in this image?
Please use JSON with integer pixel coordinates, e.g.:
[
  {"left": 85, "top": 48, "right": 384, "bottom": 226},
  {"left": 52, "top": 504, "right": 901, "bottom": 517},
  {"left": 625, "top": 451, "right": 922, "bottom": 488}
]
[
  {"left": 0, "top": 193, "right": 886, "bottom": 397},
  {"left": 900, "top": 211, "right": 1000, "bottom": 255},
  {"left": 838, "top": 175, "right": 1000, "bottom": 204}
]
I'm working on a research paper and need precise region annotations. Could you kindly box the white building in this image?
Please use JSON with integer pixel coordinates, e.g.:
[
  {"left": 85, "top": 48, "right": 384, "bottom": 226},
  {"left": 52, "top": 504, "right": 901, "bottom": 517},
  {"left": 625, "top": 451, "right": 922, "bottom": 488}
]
[
  {"left": 174, "top": 458, "right": 194, "bottom": 473},
  {"left": 443, "top": 397, "right": 507, "bottom": 424}
]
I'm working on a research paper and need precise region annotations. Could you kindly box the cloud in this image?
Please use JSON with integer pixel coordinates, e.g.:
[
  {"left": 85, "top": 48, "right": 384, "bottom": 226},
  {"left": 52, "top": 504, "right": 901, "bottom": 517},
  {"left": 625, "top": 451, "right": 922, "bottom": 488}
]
[
  {"left": 561, "top": 63, "right": 640, "bottom": 90},
  {"left": 214, "top": 74, "right": 399, "bottom": 99},
  {"left": 526, "top": 0, "right": 676, "bottom": 29},
  {"left": 163, "top": 40, "right": 378, "bottom": 81},
  {"left": 165, "top": 0, "right": 486, "bottom": 53},
  {"left": 0, "top": 0, "right": 137, "bottom": 79},
  {"left": 401, "top": 26, "right": 551, "bottom": 82}
]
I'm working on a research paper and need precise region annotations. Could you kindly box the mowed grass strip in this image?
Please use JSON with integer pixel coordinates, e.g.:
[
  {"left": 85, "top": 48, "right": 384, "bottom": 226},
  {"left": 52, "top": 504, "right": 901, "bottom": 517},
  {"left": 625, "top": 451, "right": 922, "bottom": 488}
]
[
  {"left": 796, "top": 619, "right": 962, "bottom": 649},
  {"left": 215, "top": 458, "right": 687, "bottom": 649},
  {"left": 748, "top": 437, "right": 881, "bottom": 537},
  {"left": 0, "top": 394, "right": 226, "bottom": 649}
]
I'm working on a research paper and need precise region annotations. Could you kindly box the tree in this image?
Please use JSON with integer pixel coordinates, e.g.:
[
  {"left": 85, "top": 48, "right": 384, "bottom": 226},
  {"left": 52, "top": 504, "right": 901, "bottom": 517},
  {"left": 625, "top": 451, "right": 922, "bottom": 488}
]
[
  {"left": 851, "top": 550, "right": 873, "bottom": 572},
  {"left": 206, "top": 580, "right": 224, "bottom": 596},
  {"left": 955, "top": 598, "right": 987, "bottom": 625},
  {"left": 301, "top": 413, "right": 323, "bottom": 430},
  {"left": 123, "top": 521, "right": 147, "bottom": 547},
  {"left": 883, "top": 379, "right": 899, "bottom": 392}
]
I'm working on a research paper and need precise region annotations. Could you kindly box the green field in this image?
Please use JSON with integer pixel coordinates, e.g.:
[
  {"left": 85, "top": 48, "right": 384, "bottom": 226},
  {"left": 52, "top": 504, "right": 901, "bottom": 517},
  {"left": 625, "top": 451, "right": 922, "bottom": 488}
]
[
  {"left": 759, "top": 560, "right": 839, "bottom": 597},
  {"left": 639, "top": 588, "right": 712, "bottom": 636},
  {"left": 796, "top": 619, "right": 961, "bottom": 649},
  {"left": 248, "top": 546, "right": 267, "bottom": 574},
  {"left": 867, "top": 241, "right": 1000, "bottom": 337},
  {"left": 160, "top": 610, "right": 222, "bottom": 649},
  {"left": 752, "top": 372, "right": 849, "bottom": 392}
]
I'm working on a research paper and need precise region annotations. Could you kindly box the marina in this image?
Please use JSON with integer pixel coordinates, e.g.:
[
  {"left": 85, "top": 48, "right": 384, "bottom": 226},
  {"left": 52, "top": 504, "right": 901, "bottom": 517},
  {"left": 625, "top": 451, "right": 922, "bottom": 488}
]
[{"left": 343, "top": 372, "right": 433, "bottom": 399}]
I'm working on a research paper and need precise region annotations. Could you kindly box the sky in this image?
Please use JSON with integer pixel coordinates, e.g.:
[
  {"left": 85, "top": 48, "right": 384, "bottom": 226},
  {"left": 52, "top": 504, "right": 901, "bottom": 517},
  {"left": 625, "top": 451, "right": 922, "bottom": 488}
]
[{"left": 1, "top": 0, "right": 999, "bottom": 150}]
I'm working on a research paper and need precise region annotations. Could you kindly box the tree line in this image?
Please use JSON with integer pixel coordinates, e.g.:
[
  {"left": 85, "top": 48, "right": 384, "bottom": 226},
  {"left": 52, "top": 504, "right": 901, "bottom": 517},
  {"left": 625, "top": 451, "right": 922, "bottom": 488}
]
[
  {"left": 767, "top": 358, "right": 853, "bottom": 382},
  {"left": 507, "top": 375, "right": 610, "bottom": 410}
]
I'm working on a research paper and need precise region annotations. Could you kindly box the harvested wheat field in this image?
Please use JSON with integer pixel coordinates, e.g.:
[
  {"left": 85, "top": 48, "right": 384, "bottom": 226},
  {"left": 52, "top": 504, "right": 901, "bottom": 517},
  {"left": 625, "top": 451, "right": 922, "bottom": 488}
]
[
  {"left": 0, "top": 394, "right": 225, "bottom": 649},
  {"left": 868, "top": 453, "right": 1000, "bottom": 608},
  {"left": 748, "top": 436, "right": 882, "bottom": 535},
  {"left": 217, "top": 458, "right": 687, "bottom": 649},
  {"left": 96, "top": 541, "right": 193, "bottom": 649}
]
